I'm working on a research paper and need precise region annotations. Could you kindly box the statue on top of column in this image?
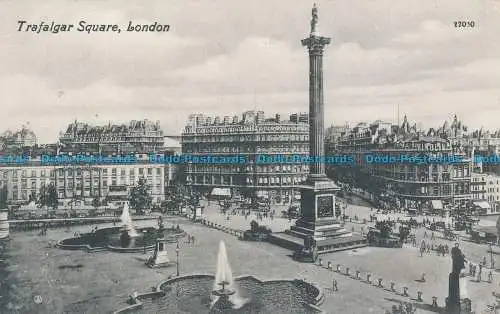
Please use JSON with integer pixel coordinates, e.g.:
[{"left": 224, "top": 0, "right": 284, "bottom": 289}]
[{"left": 310, "top": 3, "right": 318, "bottom": 35}]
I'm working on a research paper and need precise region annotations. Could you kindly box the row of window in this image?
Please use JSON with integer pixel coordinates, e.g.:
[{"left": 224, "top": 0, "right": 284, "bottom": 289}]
[
  {"left": 185, "top": 134, "right": 309, "bottom": 143},
  {"left": 0, "top": 167, "right": 163, "bottom": 179},
  {"left": 187, "top": 175, "right": 307, "bottom": 185},
  {"left": 183, "top": 145, "right": 309, "bottom": 154},
  {"left": 1, "top": 177, "right": 162, "bottom": 190},
  {"left": 187, "top": 165, "right": 310, "bottom": 173}
]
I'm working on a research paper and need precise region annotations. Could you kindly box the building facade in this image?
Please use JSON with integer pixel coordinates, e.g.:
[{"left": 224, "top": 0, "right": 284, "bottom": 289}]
[
  {"left": 0, "top": 157, "right": 166, "bottom": 205},
  {"left": 59, "top": 119, "right": 164, "bottom": 154},
  {"left": 471, "top": 172, "right": 500, "bottom": 214},
  {"left": 471, "top": 172, "right": 487, "bottom": 201},
  {"left": 0, "top": 126, "right": 37, "bottom": 150},
  {"left": 332, "top": 115, "right": 472, "bottom": 210},
  {"left": 181, "top": 111, "right": 310, "bottom": 204},
  {"left": 325, "top": 123, "right": 350, "bottom": 153}
]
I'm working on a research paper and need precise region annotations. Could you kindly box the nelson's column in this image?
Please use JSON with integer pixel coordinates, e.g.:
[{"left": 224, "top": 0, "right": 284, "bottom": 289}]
[{"left": 270, "top": 4, "right": 366, "bottom": 257}]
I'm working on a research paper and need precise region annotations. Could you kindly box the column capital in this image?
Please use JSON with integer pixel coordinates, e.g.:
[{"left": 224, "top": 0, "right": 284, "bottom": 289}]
[{"left": 302, "top": 36, "right": 331, "bottom": 54}]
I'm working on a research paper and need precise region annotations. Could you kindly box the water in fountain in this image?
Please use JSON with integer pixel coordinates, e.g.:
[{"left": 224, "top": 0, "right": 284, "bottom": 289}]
[
  {"left": 120, "top": 203, "right": 138, "bottom": 237},
  {"left": 211, "top": 240, "right": 248, "bottom": 310}
]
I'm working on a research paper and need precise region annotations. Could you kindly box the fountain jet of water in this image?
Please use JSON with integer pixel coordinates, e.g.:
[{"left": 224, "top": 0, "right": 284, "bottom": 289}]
[
  {"left": 211, "top": 240, "right": 248, "bottom": 310},
  {"left": 120, "top": 203, "right": 138, "bottom": 237}
]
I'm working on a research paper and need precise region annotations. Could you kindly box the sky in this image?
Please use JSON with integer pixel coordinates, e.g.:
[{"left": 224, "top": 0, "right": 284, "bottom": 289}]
[{"left": 0, "top": 0, "right": 499, "bottom": 143}]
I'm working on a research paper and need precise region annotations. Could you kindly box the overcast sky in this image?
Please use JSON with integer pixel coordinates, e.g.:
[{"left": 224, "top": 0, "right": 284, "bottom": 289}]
[{"left": 0, "top": 0, "right": 499, "bottom": 143}]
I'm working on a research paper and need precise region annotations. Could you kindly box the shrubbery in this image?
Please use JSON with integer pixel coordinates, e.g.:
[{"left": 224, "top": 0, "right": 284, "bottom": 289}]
[{"left": 250, "top": 220, "right": 272, "bottom": 234}]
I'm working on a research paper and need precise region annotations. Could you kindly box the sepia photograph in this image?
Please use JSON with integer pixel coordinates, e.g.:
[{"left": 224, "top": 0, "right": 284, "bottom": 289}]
[{"left": 1, "top": 0, "right": 500, "bottom": 313}]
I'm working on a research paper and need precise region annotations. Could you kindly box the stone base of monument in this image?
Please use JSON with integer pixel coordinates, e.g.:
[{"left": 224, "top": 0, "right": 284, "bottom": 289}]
[
  {"left": 268, "top": 180, "right": 367, "bottom": 256},
  {"left": 268, "top": 229, "right": 367, "bottom": 256},
  {"left": 146, "top": 239, "right": 172, "bottom": 268},
  {"left": 445, "top": 297, "right": 472, "bottom": 314}
]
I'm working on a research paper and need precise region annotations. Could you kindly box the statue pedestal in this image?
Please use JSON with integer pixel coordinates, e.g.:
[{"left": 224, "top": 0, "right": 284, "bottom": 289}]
[
  {"left": 146, "top": 239, "right": 170, "bottom": 268},
  {"left": 288, "top": 180, "right": 366, "bottom": 254},
  {"left": 447, "top": 272, "right": 460, "bottom": 313}
]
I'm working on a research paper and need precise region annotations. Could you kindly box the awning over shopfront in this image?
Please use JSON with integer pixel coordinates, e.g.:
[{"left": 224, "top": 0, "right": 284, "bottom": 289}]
[
  {"left": 474, "top": 201, "right": 491, "bottom": 209},
  {"left": 210, "top": 188, "right": 231, "bottom": 198},
  {"left": 256, "top": 191, "right": 269, "bottom": 198},
  {"left": 431, "top": 200, "right": 443, "bottom": 210}
]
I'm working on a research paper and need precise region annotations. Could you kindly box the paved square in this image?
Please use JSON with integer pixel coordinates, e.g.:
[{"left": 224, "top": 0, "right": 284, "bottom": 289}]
[{"left": 1, "top": 215, "right": 498, "bottom": 313}]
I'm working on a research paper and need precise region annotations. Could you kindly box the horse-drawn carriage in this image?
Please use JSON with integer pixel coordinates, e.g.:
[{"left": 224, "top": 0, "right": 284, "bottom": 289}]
[
  {"left": 429, "top": 221, "right": 446, "bottom": 231},
  {"left": 443, "top": 228, "right": 458, "bottom": 241}
]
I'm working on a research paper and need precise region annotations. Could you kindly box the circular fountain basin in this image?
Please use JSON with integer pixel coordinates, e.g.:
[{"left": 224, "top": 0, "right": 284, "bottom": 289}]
[
  {"left": 56, "top": 226, "right": 185, "bottom": 253},
  {"left": 117, "top": 274, "right": 324, "bottom": 314}
]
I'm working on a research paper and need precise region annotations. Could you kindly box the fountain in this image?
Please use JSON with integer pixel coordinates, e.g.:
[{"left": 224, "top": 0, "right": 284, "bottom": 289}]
[
  {"left": 115, "top": 240, "right": 326, "bottom": 313},
  {"left": 56, "top": 203, "right": 185, "bottom": 253},
  {"left": 121, "top": 203, "right": 138, "bottom": 237},
  {"left": 211, "top": 241, "right": 247, "bottom": 310}
]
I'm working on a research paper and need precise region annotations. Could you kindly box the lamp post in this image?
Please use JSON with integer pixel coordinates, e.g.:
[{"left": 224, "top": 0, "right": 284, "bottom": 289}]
[
  {"left": 490, "top": 243, "right": 495, "bottom": 270},
  {"left": 175, "top": 240, "right": 180, "bottom": 276},
  {"left": 143, "top": 229, "right": 147, "bottom": 254}
]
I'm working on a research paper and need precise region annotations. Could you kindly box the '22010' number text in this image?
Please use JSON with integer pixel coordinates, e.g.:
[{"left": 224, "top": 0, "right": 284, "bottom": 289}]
[{"left": 454, "top": 21, "right": 475, "bottom": 28}]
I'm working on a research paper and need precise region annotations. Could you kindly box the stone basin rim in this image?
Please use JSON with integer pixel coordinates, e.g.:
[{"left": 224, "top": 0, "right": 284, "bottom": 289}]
[
  {"left": 55, "top": 226, "right": 185, "bottom": 253},
  {"left": 113, "top": 273, "right": 325, "bottom": 314}
]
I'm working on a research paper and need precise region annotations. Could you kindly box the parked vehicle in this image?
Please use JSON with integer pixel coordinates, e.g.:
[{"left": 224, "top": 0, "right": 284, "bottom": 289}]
[{"left": 367, "top": 228, "right": 402, "bottom": 248}]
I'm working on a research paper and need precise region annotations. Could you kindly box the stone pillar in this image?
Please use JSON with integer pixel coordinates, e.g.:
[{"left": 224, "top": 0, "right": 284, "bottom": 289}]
[
  {"left": 64, "top": 168, "right": 68, "bottom": 198},
  {"left": 72, "top": 168, "right": 76, "bottom": 196},
  {"left": 302, "top": 33, "right": 330, "bottom": 180},
  {"left": 90, "top": 168, "right": 94, "bottom": 197},
  {"left": 98, "top": 168, "right": 103, "bottom": 197},
  {"left": 54, "top": 168, "right": 59, "bottom": 198}
]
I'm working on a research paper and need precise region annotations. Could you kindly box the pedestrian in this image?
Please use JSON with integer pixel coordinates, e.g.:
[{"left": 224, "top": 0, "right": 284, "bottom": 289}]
[
  {"left": 478, "top": 264, "right": 483, "bottom": 282},
  {"left": 483, "top": 256, "right": 487, "bottom": 267},
  {"left": 423, "top": 231, "right": 428, "bottom": 239},
  {"left": 332, "top": 279, "right": 338, "bottom": 291},
  {"left": 469, "top": 262, "right": 473, "bottom": 276},
  {"left": 488, "top": 271, "right": 493, "bottom": 283}
]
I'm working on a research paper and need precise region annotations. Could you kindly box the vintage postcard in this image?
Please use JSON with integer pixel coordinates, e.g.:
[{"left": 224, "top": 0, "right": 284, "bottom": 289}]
[{"left": 0, "top": 0, "right": 499, "bottom": 313}]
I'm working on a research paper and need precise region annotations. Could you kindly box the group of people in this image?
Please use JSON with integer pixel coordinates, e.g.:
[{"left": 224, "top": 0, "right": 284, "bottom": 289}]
[
  {"left": 467, "top": 258, "right": 494, "bottom": 283},
  {"left": 186, "top": 234, "right": 196, "bottom": 244},
  {"left": 419, "top": 240, "right": 450, "bottom": 257},
  {"left": 222, "top": 205, "right": 277, "bottom": 222}
]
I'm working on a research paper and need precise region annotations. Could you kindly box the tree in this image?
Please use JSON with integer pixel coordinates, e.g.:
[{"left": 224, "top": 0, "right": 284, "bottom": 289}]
[
  {"left": 399, "top": 226, "right": 410, "bottom": 242},
  {"left": 92, "top": 196, "right": 101, "bottom": 208},
  {"left": 0, "top": 185, "right": 7, "bottom": 209},
  {"left": 28, "top": 191, "right": 36, "bottom": 203},
  {"left": 46, "top": 183, "right": 58, "bottom": 209},
  {"left": 250, "top": 220, "right": 259, "bottom": 233},
  {"left": 38, "top": 184, "right": 48, "bottom": 206},
  {"left": 38, "top": 183, "right": 58, "bottom": 209},
  {"left": 90, "top": 196, "right": 100, "bottom": 217},
  {"left": 496, "top": 216, "right": 500, "bottom": 245},
  {"left": 129, "top": 177, "right": 152, "bottom": 215},
  {"left": 375, "top": 221, "right": 392, "bottom": 238}
]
